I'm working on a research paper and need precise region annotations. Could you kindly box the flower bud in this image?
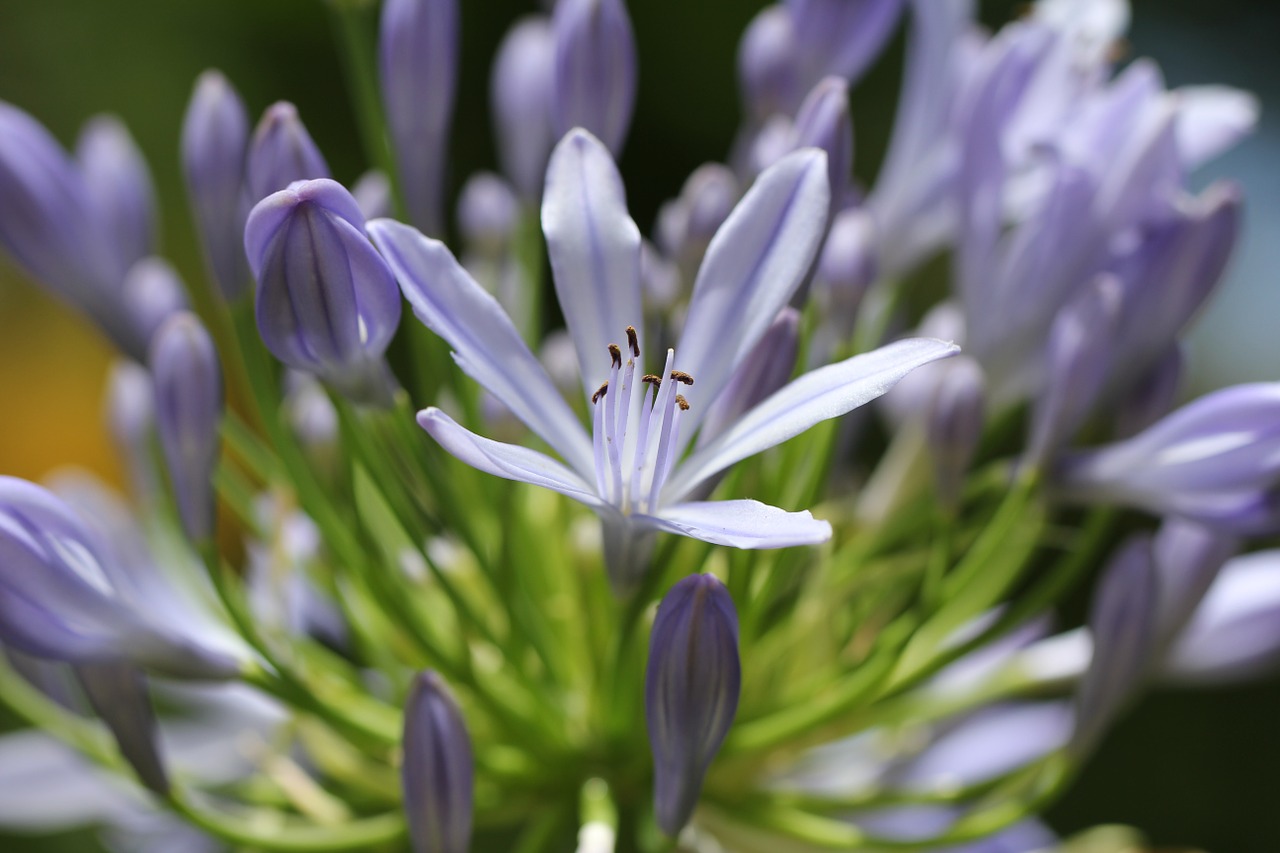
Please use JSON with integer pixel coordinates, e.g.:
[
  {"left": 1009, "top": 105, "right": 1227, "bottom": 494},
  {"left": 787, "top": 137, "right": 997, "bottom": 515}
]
[
  {"left": 656, "top": 164, "right": 740, "bottom": 266},
  {"left": 457, "top": 172, "right": 520, "bottom": 253},
  {"left": 122, "top": 257, "right": 191, "bottom": 350},
  {"left": 1072, "top": 535, "right": 1158, "bottom": 755},
  {"left": 150, "top": 312, "right": 223, "bottom": 543},
  {"left": 181, "top": 69, "right": 252, "bottom": 301},
  {"left": 352, "top": 169, "right": 395, "bottom": 221},
  {"left": 105, "top": 360, "right": 159, "bottom": 502},
  {"left": 787, "top": 0, "right": 906, "bottom": 90},
  {"left": 245, "top": 179, "right": 402, "bottom": 404},
  {"left": 552, "top": 0, "right": 638, "bottom": 155},
  {"left": 76, "top": 115, "right": 156, "bottom": 279},
  {"left": 246, "top": 102, "right": 331, "bottom": 203},
  {"left": 0, "top": 477, "right": 237, "bottom": 678},
  {"left": 1151, "top": 518, "right": 1236, "bottom": 655},
  {"left": 814, "top": 206, "right": 876, "bottom": 322},
  {"left": 925, "top": 356, "right": 986, "bottom": 510},
  {"left": 1113, "top": 345, "right": 1182, "bottom": 439},
  {"left": 738, "top": 5, "right": 799, "bottom": 119},
  {"left": 646, "top": 574, "right": 741, "bottom": 836},
  {"left": 380, "top": 0, "right": 459, "bottom": 235},
  {"left": 75, "top": 663, "right": 169, "bottom": 795},
  {"left": 793, "top": 77, "right": 853, "bottom": 207},
  {"left": 491, "top": 16, "right": 557, "bottom": 200},
  {"left": 699, "top": 308, "right": 800, "bottom": 449},
  {"left": 402, "top": 671, "right": 473, "bottom": 853}
]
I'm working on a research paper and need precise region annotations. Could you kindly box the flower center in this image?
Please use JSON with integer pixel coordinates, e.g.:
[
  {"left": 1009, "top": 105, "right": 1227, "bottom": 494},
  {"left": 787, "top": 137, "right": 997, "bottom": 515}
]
[{"left": 590, "top": 326, "right": 694, "bottom": 514}]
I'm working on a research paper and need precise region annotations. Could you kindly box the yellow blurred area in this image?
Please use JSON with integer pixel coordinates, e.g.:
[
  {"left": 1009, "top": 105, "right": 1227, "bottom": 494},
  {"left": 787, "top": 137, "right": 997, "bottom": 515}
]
[{"left": 0, "top": 267, "right": 122, "bottom": 486}]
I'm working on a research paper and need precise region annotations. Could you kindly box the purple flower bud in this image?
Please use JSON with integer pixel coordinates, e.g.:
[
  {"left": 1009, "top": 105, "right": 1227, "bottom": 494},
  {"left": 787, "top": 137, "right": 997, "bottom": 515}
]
[
  {"left": 926, "top": 356, "right": 985, "bottom": 510},
  {"left": 245, "top": 179, "right": 402, "bottom": 403},
  {"left": 656, "top": 163, "right": 740, "bottom": 264},
  {"left": 402, "top": 671, "right": 473, "bottom": 853},
  {"left": 380, "top": 0, "right": 459, "bottom": 235},
  {"left": 738, "top": 6, "right": 799, "bottom": 119},
  {"left": 76, "top": 115, "right": 156, "bottom": 279},
  {"left": 552, "top": 0, "right": 638, "bottom": 155},
  {"left": 1113, "top": 345, "right": 1183, "bottom": 439},
  {"left": 150, "top": 312, "right": 223, "bottom": 542},
  {"left": 457, "top": 172, "right": 520, "bottom": 252},
  {"left": 285, "top": 370, "right": 340, "bottom": 456},
  {"left": 75, "top": 663, "right": 169, "bottom": 795},
  {"left": 352, "top": 169, "right": 395, "bottom": 222},
  {"left": 122, "top": 257, "right": 191, "bottom": 350},
  {"left": 246, "top": 102, "right": 331, "bottom": 203},
  {"left": 816, "top": 207, "right": 876, "bottom": 312},
  {"left": 1151, "top": 518, "right": 1236, "bottom": 655},
  {"left": 699, "top": 309, "right": 800, "bottom": 449},
  {"left": 786, "top": 0, "right": 906, "bottom": 90},
  {"left": 1072, "top": 535, "right": 1158, "bottom": 754},
  {"left": 1055, "top": 383, "right": 1280, "bottom": 535},
  {"left": 1026, "top": 275, "right": 1123, "bottom": 469},
  {"left": 0, "top": 477, "right": 237, "bottom": 678},
  {"left": 793, "top": 77, "right": 853, "bottom": 207},
  {"left": 182, "top": 70, "right": 252, "bottom": 301},
  {"left": 646, "top": 574, "right": 741, "bottom": 837},
  {"left": 105, "top": 360, "right": 158, "bottom": 501},
  {"left": 491, "top": 16, "right": 557, "bottom": 200}
]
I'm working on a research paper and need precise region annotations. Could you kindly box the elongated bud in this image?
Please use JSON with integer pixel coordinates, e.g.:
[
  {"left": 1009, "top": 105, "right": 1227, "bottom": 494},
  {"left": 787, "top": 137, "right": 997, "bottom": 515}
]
[
  {"left": 246, "top": 102, "right": 330, "bottom": 203},
  {"left": 1151, "top": 518, "right": 1236, "bottom": 655},
  {"left": 925, "top": 356, "right": 985, "bottom": 511},
  {"left": 122, "top": 257, "right": 190, "bottom": 350},
  {"left": 0, "top": 477, "right": 238, "bottom": 678},
  {"left": 457, "top": 172, "right": 520, "bottom": 253},
  {"left": 75, "top": 663, "right": 169, "bottom": 794},
  {"left": 106, "top": 360, "right": 159, "bottom": 501},
  {"left": 76, "top": 115, "right": 156, "bottom": 279},
  {"left": 181, "top": 70, "right": 252, "bottom": 301},
  {"left": 1113, "top": 346, "right": 1183, "bottom": 439},
  {"left": 738, "top": 6, "right": 799, "bottom": 119},
  {"left": 552, "top": 0, "right": 638, "bottom": 155},
  {"left": 1072, "top": 536, "right": 1158, "bottom": 755},
  {"left": 788, "top": 0, "right": 905, "bottom": 91},
  {"left": 646, "top": 574, "right": 741, "bottom": 837},
  {"left": 815, "top": 207, "right": 876, "bottom": 315},
  {"left": 245, "top": 179, "right": 402, "bottom": 404},
  {"left": 151, "top": 312, "right": 223, "bottom": 542},
  {"left": 656, "top": 164, "right": 740, "bottom": 268},
  {"left": 1027, "top": 275, "right": 1123, "bottom": 469},
  {"left": 491, "top": 16, "right": 557, "bottom": 200},
  {"left": 402, "top": 671, "right": 473, "bottom": 853},
  {"left": 792, "top": 77, "right": 852, "bottom": 207},
  {"left": 380, "top": 0, "right": 459, "bottom": 234},
  {"left": 699, "top": 308, "right": 799, "bottom": 448}
]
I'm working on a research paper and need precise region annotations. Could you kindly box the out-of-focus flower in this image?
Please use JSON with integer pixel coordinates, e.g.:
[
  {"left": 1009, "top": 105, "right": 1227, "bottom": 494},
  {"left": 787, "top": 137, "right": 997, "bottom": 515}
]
[
  {"left": 491, "top": 15, "right": 557, "bottom": 201},
  {"left": 246, "top": 102, "right": 331, "bottom": 203},
  {"left": 402, "top": 671, "right": 473, "bottom": 853},
  {"left": 551, "top": 0, "right": 637, "bottom": 155}
]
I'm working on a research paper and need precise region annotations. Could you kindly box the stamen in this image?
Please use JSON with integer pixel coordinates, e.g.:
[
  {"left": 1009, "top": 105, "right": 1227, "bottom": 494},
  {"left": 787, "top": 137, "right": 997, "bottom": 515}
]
[
  {"left": 642, "top": 374, "right": 663, "bottom": 388},
  {"left": 608, "top": 343, "right": 622, "bottom": 368},
  {"left": 675, "top": 394, "right": 690, "bottom": 411},
  {"left": 670, "top": 370, "right": 694, "bottom": 386},
  {"left": 626, "top": 326, "right": 640, "bottom": 358},
  {"left": 592, "top": 381, "right": 609, "bottom": 404}
]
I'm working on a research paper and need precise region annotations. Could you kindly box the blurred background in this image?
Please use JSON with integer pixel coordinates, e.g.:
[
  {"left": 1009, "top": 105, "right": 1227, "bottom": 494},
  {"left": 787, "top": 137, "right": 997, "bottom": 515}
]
[{"left": 0, "top": 0, "right": 1276, "bottom": 849}]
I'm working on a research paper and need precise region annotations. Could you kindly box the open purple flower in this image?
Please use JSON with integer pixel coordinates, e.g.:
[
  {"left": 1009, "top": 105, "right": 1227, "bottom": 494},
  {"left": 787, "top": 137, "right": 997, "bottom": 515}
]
[{"left": 370, "top": 130, "right": 956, "bottom": 591}]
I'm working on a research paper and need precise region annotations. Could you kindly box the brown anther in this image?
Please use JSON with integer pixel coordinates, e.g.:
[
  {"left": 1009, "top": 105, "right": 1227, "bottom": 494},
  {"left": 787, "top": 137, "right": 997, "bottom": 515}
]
[
  {"left": 675, "top": 394, "right": 690, "bottom": 411},
  {"left": 642, "top": 374, "right": 663, "bottom": 388},
  {"left": 626, "top": 326, "right": 640, "bottom": 358},
  {"left": 591, "top": 381, "right": 609, "bottom": 404},
  {"left": 608, "top": 343, "right": 622, "bottom": 368},
  {"left": 670, "top": 370, "right": 695, "bottom": 386}
]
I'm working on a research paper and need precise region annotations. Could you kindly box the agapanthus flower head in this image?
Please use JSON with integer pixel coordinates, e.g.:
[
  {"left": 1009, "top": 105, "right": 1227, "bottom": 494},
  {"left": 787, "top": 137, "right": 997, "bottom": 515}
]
[
  {"left": 370, "top": 129, "right": 957, "bottom": 591},
  {"left": 245, "top": 178, "right": 403, "bottom": 404},
  {"left": 402, "top": 670, "right": 473, "bottom": 853},
  {"left": 646, "top": 574, "right": 741, "bottom": 837}
]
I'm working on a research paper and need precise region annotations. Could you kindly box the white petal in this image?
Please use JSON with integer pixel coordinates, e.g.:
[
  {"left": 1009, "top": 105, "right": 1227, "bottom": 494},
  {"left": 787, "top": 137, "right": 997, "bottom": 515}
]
[
  {"left": 665, "top": 338, "right": 959, "bottom": 501},
  {"left": 418, "top": 408, "right": 604, "bottom": 509},
  {"left": 641, "top": 499, "right": 831, "bottom": 549},
  {"left": 369, "top": 219, "right": 594, "bottom": 477},
  {"left": 1175, "top": 85, "right": 1260, "bottom": 169},
  {"left": 675, "top": 148, "right": 830, "bottom": 440},
  {"left": 541, "top": 129, "right": 644, "bottom": 400}
]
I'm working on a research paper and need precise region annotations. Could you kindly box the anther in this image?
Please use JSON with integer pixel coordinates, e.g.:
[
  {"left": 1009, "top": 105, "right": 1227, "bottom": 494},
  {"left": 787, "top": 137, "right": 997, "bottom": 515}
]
[
  {"left": 608, "top": 343, "right": 622, "bottom": 368},
  {"left": 675, "top": 394, "right": 690, "bottom": 411},
  {"left": 592, "top": 381, "right": 609, "bottom": 404},
  {"left": 626, "top": 326, "right": 640, "bottom": 358},
  {"left": 670, "top": 370, "right": 694, "bottom": 386},
  {"left": 642, "top": 374, "right": 663, "bottom": 388}
]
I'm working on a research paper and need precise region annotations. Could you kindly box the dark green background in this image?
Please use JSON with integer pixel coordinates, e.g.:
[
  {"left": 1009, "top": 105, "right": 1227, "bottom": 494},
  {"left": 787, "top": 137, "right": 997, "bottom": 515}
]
[{"left": 0, "top": 0, "right": 1276, "bottom": 849}]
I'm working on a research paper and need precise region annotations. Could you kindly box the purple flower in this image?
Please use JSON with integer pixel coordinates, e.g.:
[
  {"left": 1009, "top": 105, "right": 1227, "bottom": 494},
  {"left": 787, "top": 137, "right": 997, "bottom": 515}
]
[
  {"left": 737, "top": 6, "right": 800, "bottom": 120},
  {"left": 491, "top": 15, "right": 557, "bottom": 200},
  {"left": 75, "top": 663, "right": 169, "bottom": 795},
  {"left": 0, "top": 476, "right": 239, "bottom": 678},
  {"left": 925, "top": 356, "right": 985, "bottom": 510},
  {"left": 1055, "top": 383, "right": 1280, "bottom": 535},
  {"left": 369, "top": 130, "right": 957, "bottom": 590},
  {"left": 76, "top": 115, "right": 156, "bottom": 276},
  {"left": 786, "top": 0, "right": 906, "bottom": 92},
  {"left": 380, "top": 0, "right": 459, "bottom": 235},
  {"left": 246, "top": 102, "right": 331, "bottom": 203},
  {"left": 245, "top": 179, "right": 403, "bottom": 404},
  {"left": 122, "top": 257, "right": 191, "bottom": 351},
  {"left": 551, "top": 0, "right": 637, "bottom": 155},
  {"left": 151, "top": 312, "right": 223, "bottom": 543},
  {"left": 182, "top": 69, "right": 252, "bottom": 301},
  {"left": 792, "top": 77, "right": 853, "bottom": 209},
  {"left": 401, "top": 671, "right": 473, "bottom": 853},
  {"left": 646, "top": 574, "right": 740, "bottom": 836}
]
